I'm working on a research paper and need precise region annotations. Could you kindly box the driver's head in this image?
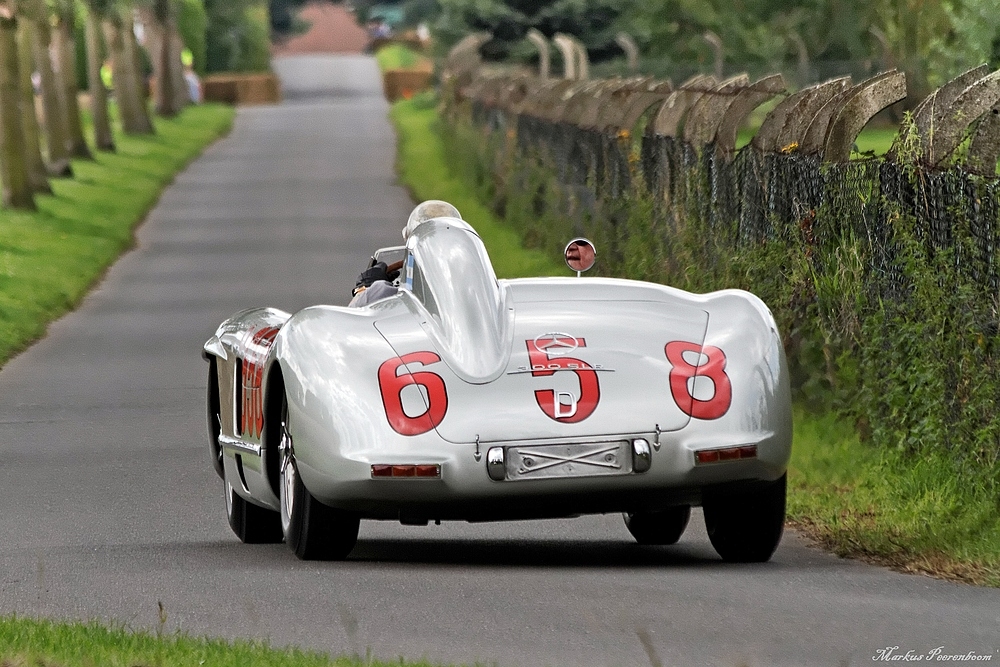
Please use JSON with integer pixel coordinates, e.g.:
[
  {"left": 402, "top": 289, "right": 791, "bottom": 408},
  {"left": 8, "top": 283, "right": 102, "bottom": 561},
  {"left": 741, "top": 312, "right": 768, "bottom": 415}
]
[{"left": 403, "top": 200, "right": 462, "bottom": 240}]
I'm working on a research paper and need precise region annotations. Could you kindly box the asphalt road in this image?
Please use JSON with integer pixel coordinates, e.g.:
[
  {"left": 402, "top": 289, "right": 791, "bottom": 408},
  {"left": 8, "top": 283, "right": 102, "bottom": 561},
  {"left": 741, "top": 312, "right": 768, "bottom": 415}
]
[{"left": 0, "top": 54, "right": 997, "bottom": 667}]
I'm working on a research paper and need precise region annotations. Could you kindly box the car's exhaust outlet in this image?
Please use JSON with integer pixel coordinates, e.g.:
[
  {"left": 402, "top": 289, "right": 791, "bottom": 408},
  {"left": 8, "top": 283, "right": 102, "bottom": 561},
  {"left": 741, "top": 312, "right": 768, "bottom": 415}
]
[
  {"left": 632, "top": 439, "right": 651, "bottom": 473},
  {"left": 486, "top": 447, "right": 505, "bottom": 481}
]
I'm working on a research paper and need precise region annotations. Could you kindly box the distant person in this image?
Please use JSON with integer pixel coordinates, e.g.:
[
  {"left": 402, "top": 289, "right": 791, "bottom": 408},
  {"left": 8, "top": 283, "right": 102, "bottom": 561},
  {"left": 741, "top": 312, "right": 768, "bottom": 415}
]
[
  {"left": 182, "top": 48, "right": 202, "bottom": 103},
  {"left": 185, "top": 67, "right": 202, "bottom": 104},
  {"left": 365, "top": 19, "right": 392, "bottom": 52},
  {"left": 416, "top": 22, "right": 430, "bottom": 45}
]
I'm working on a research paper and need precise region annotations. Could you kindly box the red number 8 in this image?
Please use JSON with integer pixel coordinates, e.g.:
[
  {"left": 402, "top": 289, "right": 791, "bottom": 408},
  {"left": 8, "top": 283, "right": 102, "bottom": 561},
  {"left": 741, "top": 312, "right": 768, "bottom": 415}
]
[
  {"left": 378, "top": 352, "right": 449, "bottom": 436},
  {"left": 665, "top": 341, "right": 732, "bottom": 420}
]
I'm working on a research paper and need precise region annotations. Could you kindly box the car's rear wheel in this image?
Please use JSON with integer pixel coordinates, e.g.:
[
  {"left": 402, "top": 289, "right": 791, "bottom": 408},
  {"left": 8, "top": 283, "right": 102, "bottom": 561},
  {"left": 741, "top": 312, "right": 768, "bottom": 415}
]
[
  {"left": 623, "top": 506, "right": 691, "bottom": 545},
  {"left": 279, "top": 396, "right": 359, "bottom": 560},
  {"left": 703, "top": 474, "right": 786, "bottom": 562},
  {"left": 225, "top": 473, "right": 283, "bottom": 544}
]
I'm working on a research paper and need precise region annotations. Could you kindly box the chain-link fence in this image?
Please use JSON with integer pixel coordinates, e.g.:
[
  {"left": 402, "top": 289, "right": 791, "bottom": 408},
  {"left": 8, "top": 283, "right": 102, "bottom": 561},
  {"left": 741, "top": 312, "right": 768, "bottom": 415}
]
[{"left": 460, "top": 77, "right": 1000, "bottom": 301}]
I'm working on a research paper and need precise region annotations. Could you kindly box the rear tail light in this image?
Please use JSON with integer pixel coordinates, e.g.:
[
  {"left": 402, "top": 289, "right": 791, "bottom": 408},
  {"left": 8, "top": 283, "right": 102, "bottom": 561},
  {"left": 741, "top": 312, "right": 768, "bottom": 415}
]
[
  {"left": 694, "top": 445, "right": 757, "bottom": 466},
  {"left": 371, "top": 464, "right": 441, "bottom": 479}
]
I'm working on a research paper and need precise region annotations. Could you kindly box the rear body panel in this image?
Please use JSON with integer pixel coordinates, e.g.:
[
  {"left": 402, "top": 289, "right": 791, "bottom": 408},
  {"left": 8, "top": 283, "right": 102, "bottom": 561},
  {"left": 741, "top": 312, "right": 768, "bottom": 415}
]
[{"left": 374, "top": 294, "right": 709, "bottom": 442}]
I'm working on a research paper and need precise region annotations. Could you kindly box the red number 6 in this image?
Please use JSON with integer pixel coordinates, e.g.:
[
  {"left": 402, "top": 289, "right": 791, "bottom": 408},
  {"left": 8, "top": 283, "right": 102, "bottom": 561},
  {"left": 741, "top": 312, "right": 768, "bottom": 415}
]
[
  {"left": 665, "top": 341, "right": 732, "bottom": 420},
  {"left": 378, "top": 352, "right": 448, "bottom": 436}
]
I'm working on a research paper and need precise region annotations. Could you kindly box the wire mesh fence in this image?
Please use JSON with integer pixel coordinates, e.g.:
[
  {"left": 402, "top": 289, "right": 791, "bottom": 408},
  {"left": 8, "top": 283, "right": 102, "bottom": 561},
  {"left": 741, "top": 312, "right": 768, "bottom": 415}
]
[{"left": 467, "top": 91, "right": 1000, "bottom": 302}]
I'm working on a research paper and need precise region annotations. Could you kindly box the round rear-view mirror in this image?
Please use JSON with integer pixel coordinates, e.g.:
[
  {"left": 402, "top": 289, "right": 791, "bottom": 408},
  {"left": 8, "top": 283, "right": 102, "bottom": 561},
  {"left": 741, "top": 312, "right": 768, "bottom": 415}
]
[{"left": 564, "top": 238, "right": 596, "bottom": 274}]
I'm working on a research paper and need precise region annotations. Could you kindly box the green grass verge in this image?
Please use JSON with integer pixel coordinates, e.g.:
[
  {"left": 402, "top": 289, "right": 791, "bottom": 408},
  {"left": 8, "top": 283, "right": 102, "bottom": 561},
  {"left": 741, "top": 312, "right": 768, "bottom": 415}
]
[
  {"left": 788, "top": 408, "right": 1000, "bottom": 586},
  {"left": 389, "top": 95, "right": 1000, "bottom": 587},
  {"left": 390, "top": 94, "right": 561, "bottom": 278},
  {"left": 0, "top": 616, "right": 446, "bottom": 667},
  {"left": 0, "top": 103, "right": 234, "bottom": 368}
]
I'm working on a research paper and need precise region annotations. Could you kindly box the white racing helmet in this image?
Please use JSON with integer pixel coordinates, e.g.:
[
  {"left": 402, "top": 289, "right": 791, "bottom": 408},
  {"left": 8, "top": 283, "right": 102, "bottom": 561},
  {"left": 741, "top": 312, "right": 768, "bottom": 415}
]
[{"left": 403, "top": 200, "right": 462, "bottom": 240}]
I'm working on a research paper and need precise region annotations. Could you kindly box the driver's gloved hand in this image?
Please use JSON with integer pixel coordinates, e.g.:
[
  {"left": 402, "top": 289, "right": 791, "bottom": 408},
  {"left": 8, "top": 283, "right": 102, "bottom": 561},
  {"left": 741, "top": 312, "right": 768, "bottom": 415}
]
[{"left": 355, "top": 262, "right": 389, "bottom": 294}]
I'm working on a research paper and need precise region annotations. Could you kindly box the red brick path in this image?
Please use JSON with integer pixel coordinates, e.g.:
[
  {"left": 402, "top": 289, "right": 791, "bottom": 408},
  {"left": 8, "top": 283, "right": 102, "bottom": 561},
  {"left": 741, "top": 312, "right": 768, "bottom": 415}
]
[{"left": 271, "top": 3, "right": 369, "bottom": 56}]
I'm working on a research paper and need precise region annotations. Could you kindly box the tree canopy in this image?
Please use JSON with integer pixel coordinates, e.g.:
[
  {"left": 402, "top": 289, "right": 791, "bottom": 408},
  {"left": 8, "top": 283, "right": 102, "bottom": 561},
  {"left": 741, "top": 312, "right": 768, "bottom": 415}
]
[
  {"left": 270, "top": 0, "right": 308, "bottom": 36},
  {"left": 202, "top": 0, "right": 270, "bottom": 72},
  {"left": 434, "top": 0, "right": 630, "bottom": 61},
  {"left": 399, "top": 0, "right": 1000, "bottom": 100}
]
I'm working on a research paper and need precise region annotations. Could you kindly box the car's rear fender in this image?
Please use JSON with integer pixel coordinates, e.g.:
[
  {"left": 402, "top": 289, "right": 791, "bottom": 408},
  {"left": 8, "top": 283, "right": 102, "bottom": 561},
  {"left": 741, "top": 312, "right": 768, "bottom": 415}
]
[
  {"left": 270, "top": 303, "right": 440, "bottom": 497},
  {"left": 695, "top": 290, "right": 792, "bottom": 470}
]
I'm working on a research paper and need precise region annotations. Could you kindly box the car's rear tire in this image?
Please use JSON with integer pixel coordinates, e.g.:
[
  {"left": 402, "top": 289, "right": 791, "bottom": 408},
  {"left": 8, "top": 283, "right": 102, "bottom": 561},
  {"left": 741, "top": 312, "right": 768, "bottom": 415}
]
[
  {"left": 225, "top": 474, "right": 283, "bottom": 544},
  {"left": 279, "top": 397, "right": 359, "bottom": 560},
  {"left": 624, "top": 506, "right": 691, "bottom": 545},
  {"left": 703, "top": 474, "right": 786, "bottom": 563}
]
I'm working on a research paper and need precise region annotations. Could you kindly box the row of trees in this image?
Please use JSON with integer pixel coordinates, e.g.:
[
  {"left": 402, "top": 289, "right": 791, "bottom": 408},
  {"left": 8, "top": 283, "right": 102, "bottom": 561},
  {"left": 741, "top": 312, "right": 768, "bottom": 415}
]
[
  {"left": 360, "top": 0, "right": 1000, "bottom": 104},
  {"left": 617, "top": 0, "right": 1000, "bottom": 102},
  {"left": 0, "top": 0, "right": 273, "bottom": 213}
]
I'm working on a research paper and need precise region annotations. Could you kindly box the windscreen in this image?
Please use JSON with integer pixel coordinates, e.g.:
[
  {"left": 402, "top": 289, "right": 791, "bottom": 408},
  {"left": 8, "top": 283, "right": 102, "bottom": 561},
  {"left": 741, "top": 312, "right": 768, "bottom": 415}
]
[{"left": 402, "top": 219, "right": 511, "bottom": 383}]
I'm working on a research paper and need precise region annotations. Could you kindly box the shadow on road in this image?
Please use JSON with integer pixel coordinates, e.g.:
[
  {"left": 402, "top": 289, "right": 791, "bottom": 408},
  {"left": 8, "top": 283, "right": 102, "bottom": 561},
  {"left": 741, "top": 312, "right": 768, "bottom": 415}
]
[{"left": 348, "top": 537, "right": 727, "bottom": 569}]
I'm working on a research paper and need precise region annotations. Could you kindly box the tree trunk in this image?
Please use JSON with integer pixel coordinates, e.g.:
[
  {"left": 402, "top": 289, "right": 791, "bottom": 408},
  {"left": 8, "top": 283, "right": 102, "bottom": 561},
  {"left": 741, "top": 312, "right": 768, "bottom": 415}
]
[
  {"left": 147, "top": 1, "right": 181, "bottom": 118},
  {"left": 31, "top": 0, "right": 72, "bottom": 175},
  {"left": 170, "top": 30, "right": 188, "bottom": 108},
  {"left": 54, "top": 4, "right": 92, "bottom": 158},
  {"left": 16, "top": 20, "right": 51, "bottom": 193},
  {"left": 122, "top": 11, "right": 153, "bottom": 133},
  {"left": 85, "top": 8, "right": 113, "bottom": 151},
  {"left": 102, "top": 17, "right": 136, "bottom": 131},
  {"left": 0, "top": 14, "right": 36, "bottom": 209},
  {"left": 104, "top": 15, "right": 152, "bottom": 135}
]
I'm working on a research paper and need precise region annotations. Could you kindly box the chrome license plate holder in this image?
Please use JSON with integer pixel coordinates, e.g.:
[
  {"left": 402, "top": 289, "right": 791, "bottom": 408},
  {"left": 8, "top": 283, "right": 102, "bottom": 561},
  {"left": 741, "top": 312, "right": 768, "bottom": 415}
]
[{"left": 505, "top": 441, "right": 633, "bottom": 481}]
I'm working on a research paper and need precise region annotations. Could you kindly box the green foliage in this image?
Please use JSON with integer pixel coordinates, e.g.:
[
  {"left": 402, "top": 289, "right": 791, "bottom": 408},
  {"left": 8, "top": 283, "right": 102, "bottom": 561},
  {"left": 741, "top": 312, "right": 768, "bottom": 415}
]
[
  {"left": 366, "top": 0, "right": 1000, "bottom": 91},
  {"left": 204, "top": 0, "right": 271, "bottom": 73},
  {"left": 178, "top": 0, "right": 209, "bottom": 75},
  {"left": 612, "top": 0, "right": 998, "bottom": 94},
  {"left": 375, "top": 43, "right": 428, "bottom": 70},
  {"left": 434, "top": 0, "right": 634, "bottom": 63},
  {"left": 269, "top": 0, "right": 308, "bottom": 36},
  {"left": 0, "top": 104, "right": 235, "bottom": 368},
  {"left": 74, "top": 0, "right": 88, "bottom": 91}
]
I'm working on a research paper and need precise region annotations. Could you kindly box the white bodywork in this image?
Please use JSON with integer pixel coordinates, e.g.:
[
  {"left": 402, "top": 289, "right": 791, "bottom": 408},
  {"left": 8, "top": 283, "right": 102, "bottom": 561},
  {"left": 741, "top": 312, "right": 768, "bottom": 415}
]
[{"left": 204, "top": 218, "right": 791, "bottom": 524}]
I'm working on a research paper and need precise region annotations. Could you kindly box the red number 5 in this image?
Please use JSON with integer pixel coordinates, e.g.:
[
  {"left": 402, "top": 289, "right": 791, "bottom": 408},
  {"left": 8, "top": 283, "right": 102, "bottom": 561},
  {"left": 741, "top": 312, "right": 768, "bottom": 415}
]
[
  {"left": 665, "top": 341, "right": 732, "bottom": 420},
  {"left": 378, "top": 352, "right": 448, "bottom": 436},
  {"left": 527, "top": 339, "right": 600, "bottom": 423}
]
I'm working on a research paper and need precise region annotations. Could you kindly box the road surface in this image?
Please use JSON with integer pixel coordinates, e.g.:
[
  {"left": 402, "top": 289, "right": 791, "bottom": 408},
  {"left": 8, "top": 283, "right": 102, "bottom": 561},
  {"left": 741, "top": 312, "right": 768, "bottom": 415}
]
[{"left": 0, "top": 55, "right": 996, "bottom": 667}]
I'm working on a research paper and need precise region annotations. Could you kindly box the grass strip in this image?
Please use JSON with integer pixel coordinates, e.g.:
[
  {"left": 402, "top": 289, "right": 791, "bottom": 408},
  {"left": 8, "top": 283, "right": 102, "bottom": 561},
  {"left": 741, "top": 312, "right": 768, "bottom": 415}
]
[
  {"left": 0, "top": 615, "right": 448, "bottom": 667},
  {"left": 389, "top": 94, "right": 561, "bottom": 278},
  {"left": 788, "top": 408, "right": 1000, "bottom": 586},
  {"left": 389, "top": 95, "right": 1000, "bottom": 587},
  {"left": 0, "top": 103, "right": 234, "bottom": 368}
]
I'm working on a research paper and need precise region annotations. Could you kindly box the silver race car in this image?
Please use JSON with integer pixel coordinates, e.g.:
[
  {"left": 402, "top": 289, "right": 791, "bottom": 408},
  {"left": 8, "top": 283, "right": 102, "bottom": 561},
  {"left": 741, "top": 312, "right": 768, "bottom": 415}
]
[{"left": 203, "top": 201, "right": 792, "bottom": 561}]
